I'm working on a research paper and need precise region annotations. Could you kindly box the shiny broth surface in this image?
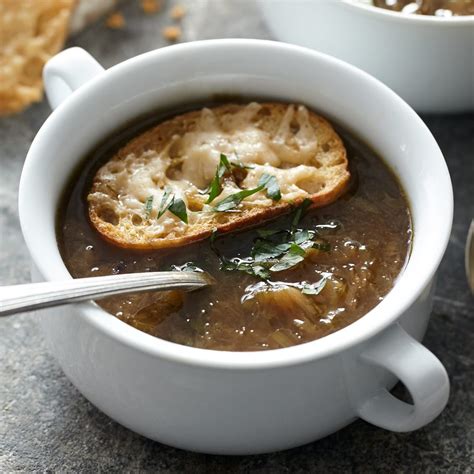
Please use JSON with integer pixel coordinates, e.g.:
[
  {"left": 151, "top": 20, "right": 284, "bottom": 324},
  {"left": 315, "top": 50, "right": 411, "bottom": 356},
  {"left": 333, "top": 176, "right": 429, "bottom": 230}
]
[{"left": 58, "top": 108, "right": 412, "bottom": 351}]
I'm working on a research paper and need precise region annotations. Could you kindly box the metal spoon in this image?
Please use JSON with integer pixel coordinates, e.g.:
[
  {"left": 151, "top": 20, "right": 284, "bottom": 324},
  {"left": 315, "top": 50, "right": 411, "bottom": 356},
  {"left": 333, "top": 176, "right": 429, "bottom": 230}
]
[{"left": 0, "top": 271, "right": 211, "bottom": 317}]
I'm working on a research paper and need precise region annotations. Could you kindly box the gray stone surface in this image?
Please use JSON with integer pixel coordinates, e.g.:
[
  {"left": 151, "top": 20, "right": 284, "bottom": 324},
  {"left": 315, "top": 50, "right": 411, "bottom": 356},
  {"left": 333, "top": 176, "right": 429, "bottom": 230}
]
[{"left": 0, "top": 1, "right": 473, "bottom": 471}]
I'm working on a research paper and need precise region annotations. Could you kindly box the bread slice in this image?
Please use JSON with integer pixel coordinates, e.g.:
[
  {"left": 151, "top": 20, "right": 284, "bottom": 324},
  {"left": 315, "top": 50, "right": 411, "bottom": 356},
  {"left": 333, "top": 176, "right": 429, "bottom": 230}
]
[
  {"left": 0, "top": 0, "right": 118, "bottom": 116},
  {"left": 88, "top": 102, "right": 350, "bottom": 249},
  {"left": 0, "top": 0, "right": 75, "bottom": 115}
]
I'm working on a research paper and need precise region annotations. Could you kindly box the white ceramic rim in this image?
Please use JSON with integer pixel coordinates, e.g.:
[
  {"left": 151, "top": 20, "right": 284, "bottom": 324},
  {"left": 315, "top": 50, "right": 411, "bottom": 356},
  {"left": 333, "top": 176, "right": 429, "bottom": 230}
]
[
  {"left": 343, "top": 0, "right": 474, "bottom": 24},
  {"left": 20, "top": 39, "right": 453, "bottom": 370}
]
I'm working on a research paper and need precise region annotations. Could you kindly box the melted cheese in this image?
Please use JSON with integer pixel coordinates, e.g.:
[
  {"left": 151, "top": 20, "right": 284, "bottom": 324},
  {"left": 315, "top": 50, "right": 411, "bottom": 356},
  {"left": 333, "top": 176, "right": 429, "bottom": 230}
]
[{"left": 89, "top": 102, "right": 344, "bottom": 241}]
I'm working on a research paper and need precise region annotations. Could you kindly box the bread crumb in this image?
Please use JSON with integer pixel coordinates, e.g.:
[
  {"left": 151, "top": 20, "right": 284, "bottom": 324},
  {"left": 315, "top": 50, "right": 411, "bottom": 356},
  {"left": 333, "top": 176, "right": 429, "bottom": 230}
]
[
  {"left": 162, "top": 25, "right": 181, "bottom": 41},
  {"left": 140, "top": 0, "right": 163, "bottom": 14},
  {"left": 106, "top": 11, "right": 125, "bottom": 29},
  {"left": 170, "top": 4, "right": 186, "bottom": 20}
]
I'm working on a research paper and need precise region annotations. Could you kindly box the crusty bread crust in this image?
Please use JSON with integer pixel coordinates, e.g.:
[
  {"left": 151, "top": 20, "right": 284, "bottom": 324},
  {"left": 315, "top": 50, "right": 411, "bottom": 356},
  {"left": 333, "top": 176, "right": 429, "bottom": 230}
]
[
  {"left": 0, "top": 0, "right": 75, "bottom": 115},
  {"left": 88, "top": 102, "right": 350, "bottom": 249}
]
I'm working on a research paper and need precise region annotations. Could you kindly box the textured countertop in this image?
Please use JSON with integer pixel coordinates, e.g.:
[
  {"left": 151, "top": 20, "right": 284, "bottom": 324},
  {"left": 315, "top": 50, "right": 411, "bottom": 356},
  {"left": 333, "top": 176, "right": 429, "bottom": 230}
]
[{"left": 1, "top": 1, "right": 473, "bottom": 471}]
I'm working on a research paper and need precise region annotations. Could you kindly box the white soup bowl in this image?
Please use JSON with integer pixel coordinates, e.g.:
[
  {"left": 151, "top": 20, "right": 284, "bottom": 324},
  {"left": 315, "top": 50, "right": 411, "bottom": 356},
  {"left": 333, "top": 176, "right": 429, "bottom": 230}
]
[{"left": 19, "top": 40, "right": 453, "bottom": 454}]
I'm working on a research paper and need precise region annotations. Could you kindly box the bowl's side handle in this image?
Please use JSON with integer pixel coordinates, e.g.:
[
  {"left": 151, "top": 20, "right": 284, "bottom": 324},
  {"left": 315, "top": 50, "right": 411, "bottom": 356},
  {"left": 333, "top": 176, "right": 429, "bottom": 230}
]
[
  {"left": 356, "top": 324, "right": 449, "bottom": 431},
  {"left": 43, "top": 47, "right": 105, "bottom": 110}
]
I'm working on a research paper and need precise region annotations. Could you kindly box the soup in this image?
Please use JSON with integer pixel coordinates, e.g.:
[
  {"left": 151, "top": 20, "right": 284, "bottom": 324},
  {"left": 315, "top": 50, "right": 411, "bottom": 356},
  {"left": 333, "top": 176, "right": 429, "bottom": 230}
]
[
  {"left": 372, "top": 0, "right": 474, "bottom": 16},
  {"left": 58, "top": 102, "right": 412, "bottom": 352}
]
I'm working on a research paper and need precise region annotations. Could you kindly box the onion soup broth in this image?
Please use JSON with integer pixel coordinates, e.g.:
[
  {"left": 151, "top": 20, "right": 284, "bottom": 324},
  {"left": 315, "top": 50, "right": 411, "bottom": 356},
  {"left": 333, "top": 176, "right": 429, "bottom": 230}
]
[{"left": 58, "top": 105, "right": 412, "bottom": 351}]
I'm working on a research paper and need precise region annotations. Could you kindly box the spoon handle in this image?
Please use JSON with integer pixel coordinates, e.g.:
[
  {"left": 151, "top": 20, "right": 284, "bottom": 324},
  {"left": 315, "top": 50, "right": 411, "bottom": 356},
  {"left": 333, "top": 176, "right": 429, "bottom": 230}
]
[{"left": 0, "top": 271, "right": 210, "bottom": 317}]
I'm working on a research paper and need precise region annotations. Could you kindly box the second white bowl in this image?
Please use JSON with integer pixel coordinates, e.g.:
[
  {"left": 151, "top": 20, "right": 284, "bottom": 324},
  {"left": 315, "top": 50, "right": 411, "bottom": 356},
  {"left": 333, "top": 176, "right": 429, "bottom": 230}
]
[{"left": 259, "top": 0, "right": 474, "bottom": 113}]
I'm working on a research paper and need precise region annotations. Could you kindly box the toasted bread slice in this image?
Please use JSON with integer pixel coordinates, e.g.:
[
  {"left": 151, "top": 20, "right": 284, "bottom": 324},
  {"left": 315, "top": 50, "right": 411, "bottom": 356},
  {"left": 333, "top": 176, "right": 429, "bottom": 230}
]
[
  {"left": 0, "top": 0, "right": 75, "bottom": 115},
  {"left": 0, "top": 0, "right": 119, "bottom": 116},
  {"left": 88, "top": 102, "right": 350, "bottom": 249}
]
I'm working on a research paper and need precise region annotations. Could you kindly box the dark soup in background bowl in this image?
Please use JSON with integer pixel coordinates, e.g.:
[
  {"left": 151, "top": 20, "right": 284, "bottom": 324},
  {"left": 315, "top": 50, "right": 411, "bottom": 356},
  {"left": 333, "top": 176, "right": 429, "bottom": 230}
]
[{"left": 372, "top": 0, "right": 474, "bottom": 16}]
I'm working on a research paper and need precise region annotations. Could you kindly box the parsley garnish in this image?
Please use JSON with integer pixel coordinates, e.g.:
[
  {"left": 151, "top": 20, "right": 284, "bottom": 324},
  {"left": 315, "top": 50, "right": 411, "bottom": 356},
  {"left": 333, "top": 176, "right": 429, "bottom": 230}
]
[
  {"left": 291, "top": 198, "right": 312, "bottom": 232},
  {"left": 205, "top": 153, "right": 277, "bottom": 208},
  {"left": 269, "top": 243, "right": 306, "bottom": 272},
  {"left": 205, "top": 153, "right": 255, "bottom": 204},
  {"left": 168, "top": 198, "right": 188, "bottom": 223},
  {"left": 210, "top": 202, "right": 331, "bottom": 290},
  {"left": 213, "top": 186, "right": 264, "bottom": 212},
  {"left": 144, "top": 195, "right": 154, "bottom": 218},
  {"left": 206, "top": 154, "right": 232, "bottom": 204},
  {"left": 252, "top": 239, "right": 291, "bottom": 261},
  {"left": 263, "top": 174, "right": 281, "bottom": 201},
  {"left": 222, "top": 257, "right": 271, "bottom": 280},
  {"left": 158, "top": 188, "right": 173, "bottom": 219},
  {"left": 157, "top": 188, "right": 188, "bottom": 224},
  {"left": 213, "top": 173, "right": 281, "bottom": 212},
  {"left": 301, "top": 276, "right": 328, "bottom": 295}
]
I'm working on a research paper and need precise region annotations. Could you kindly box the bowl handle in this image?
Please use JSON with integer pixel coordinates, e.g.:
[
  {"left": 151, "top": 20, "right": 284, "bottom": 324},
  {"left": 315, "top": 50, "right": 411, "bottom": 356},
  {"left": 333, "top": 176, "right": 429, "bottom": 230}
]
[
  {"left": 43, "top": 47, "right": 105, "bottom": 110},
  {"left": 356, "top": 324, "right": 449, "bottom": 431}
]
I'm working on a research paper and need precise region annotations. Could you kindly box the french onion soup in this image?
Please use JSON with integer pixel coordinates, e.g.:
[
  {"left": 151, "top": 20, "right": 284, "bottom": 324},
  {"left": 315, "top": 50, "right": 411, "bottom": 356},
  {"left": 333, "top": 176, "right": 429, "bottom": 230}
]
[
  {"left": 58, "top": 102, "right": 412, "bottom": 351},
  {"left": 372, "top": 0, "right": 474, "bottom": 16}
]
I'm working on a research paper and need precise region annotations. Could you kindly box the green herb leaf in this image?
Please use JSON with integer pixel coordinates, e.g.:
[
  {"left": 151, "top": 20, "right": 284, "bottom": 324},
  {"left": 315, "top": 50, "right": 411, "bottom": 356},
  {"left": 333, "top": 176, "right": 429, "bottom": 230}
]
[
  {"left": 259, "top": 173, "right": 281, "bottom": 201},
  {"left": 229, "top": 258, "right": 270, "bottom": 280},
  {"left": 291, "top": 198, "right": 312, "bottom": 231},
  {"left": 252, "top": 239, "right": 291, "bottom": 261},
  {"left": 213, "top": 185, "right": 265, "bottom": 212},
  {"left": 250, "top": 265, "right": 271, "bottom": 280},
  {"left": 209, "top": 210, "right": 332, "bottom": 291},
  {"left": 168, "top": 197, "right": 188, "bottom": 224},
  {"left": 206, "top": 154, "right": 232, "bottom": 204},
  {"left": 293, "top": 229, "right": 315, "bottom": 245},
  {"left": 301, "top": 276, "right": 328, "bottom": 295},
  {"left": 221, "top": 257, "right": 271, "bottom": 279},
  {"left": 269, "top": 243, "right": 306, "bottom": 272},
  {"left": 157, "top": 188, "right": 173, "bottom": 219},
  {"left": 220, "top": 153, "right": 231, "bottom": 169},
  {"left": 213, "top": 173, "right": 281, "bottom": 212},
  {"left": 144, "top": 195, "right": 154, "bottom": 218},
  {"left": 156, "top": 188, "right": 188, "bottom": 224}
]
